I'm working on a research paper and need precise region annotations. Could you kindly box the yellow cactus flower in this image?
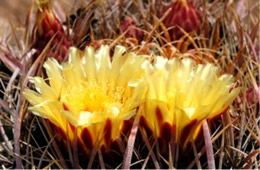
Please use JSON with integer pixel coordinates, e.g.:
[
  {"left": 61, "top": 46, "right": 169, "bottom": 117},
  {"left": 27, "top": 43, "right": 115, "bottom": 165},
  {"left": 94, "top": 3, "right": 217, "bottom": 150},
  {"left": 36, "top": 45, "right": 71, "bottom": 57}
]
[
  {"left": 23, "top": 45, "right": 147, "bottom": 151},
  {"left": 141, "top": 57, "right": 240, "bottom": 149}
]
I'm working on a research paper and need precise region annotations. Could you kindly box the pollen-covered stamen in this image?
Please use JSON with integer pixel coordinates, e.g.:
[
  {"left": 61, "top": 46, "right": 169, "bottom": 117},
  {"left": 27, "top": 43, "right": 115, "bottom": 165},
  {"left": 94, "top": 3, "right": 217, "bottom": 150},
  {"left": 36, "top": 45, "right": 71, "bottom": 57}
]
[{"left": 60, "top": 82, "right": 125, "bottom": 115}]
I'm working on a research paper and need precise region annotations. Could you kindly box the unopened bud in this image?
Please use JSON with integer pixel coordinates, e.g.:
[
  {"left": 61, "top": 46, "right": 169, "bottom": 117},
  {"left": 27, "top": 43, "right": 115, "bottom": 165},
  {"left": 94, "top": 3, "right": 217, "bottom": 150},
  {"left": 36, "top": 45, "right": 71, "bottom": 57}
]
[{"left": 163, "top": 0, "right": 201, "bottom": 40}]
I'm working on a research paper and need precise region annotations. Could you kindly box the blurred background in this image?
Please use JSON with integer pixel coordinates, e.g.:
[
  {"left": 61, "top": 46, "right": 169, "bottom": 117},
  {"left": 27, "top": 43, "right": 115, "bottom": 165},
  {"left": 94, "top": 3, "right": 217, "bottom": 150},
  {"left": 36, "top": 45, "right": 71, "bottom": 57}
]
[
  {"left": 0, "top": 0, "right": 31, "bottom": 22},
  {"left": 0, "top": 0, "right": 32, "bottom": 34}
]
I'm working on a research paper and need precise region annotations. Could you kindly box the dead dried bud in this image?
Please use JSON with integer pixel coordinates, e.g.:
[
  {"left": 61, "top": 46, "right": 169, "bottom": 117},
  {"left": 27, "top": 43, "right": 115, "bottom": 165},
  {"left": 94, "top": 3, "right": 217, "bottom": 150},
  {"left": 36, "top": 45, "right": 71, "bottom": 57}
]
[
  {"left": 33, "top": 0, "right": 72, "bottom": 62},
  {"left": 163, "top": 0, "right": 201, "bottom": 40},
  {"left": 247, "top": 84, "right": 260, "bottom": 105},
  {"left": 120, "top": 17, "right": 143, "bottom": 42}
]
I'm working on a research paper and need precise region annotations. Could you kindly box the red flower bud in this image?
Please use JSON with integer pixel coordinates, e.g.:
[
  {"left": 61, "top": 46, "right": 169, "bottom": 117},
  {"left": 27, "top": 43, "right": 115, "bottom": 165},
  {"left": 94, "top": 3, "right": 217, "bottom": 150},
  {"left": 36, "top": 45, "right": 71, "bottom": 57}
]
[
  {"left": 163, "top": 0, "right": 201, "bottom": 40},
  {"left": 33, "top": 0, "right": 72, "bottom": 62},
  {"left": 120, "top": 17, "right": 143, "bottom": 42}
]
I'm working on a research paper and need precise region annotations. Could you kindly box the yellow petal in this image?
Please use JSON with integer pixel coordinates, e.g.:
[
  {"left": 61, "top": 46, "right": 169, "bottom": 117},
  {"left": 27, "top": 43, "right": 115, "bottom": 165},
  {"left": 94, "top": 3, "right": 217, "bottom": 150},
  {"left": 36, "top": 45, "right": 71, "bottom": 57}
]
[
  {"left": 96, "top": 45, "right": 111, "bottom": 85},
  {"left": 69, "top": 47, "right": 85, "bottom": 81},
  {"left": 110, "top": 46, "right": 126, "bottom": 85},
  {"left": 29, "top": 77, "right": 57, "bottom": 100},
  {"left": 83, "top": 46, "right": 96, "bottom": 82},
  {"left": 43, "top": 58, "right": 63, "bottom": 97}
]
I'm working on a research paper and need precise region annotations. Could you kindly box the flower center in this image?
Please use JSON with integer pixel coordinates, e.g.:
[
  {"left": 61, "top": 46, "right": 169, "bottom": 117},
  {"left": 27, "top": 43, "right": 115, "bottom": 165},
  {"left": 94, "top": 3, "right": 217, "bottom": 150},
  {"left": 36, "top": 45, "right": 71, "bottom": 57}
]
[{"left": 61, "top": 82, "right": 125, "bottom": 115}]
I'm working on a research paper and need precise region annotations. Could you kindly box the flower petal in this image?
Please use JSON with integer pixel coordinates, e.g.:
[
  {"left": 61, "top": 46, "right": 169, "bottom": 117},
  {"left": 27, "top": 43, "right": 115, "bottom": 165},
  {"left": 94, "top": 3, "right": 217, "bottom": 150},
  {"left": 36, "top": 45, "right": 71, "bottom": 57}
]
[{"left": 43, "top": 58, "right": 63, "bottom": 97}]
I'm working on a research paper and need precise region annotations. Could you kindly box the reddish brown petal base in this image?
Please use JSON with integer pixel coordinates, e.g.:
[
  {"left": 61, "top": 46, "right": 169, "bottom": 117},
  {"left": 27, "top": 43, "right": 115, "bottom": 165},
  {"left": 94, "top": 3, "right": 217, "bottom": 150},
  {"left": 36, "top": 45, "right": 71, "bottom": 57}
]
[
  {"left": 140, "top": 107, "right": 231, "bottom": 168},
  {"left": 46, "top": 119, "right": 133, "bottom": 168}
]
